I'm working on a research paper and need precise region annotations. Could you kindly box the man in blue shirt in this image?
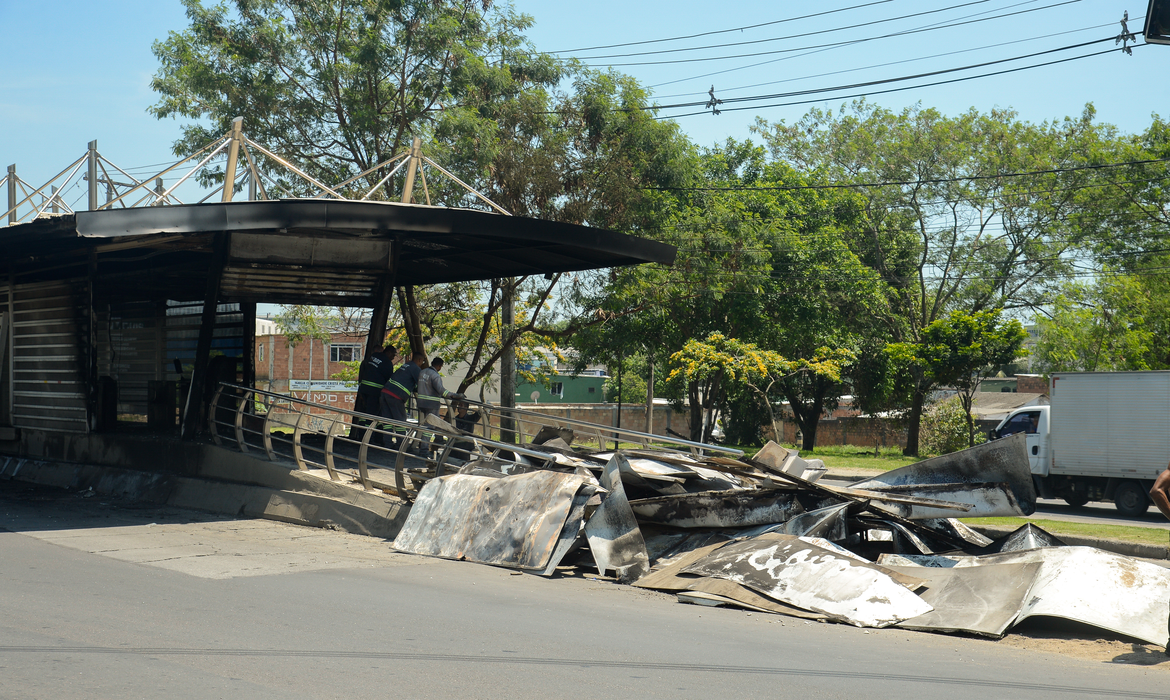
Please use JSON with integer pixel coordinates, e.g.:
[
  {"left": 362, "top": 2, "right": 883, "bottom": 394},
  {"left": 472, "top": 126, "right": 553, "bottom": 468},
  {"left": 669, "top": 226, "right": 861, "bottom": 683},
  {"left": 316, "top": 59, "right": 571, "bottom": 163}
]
[{"left": 379, "top": 352, "right": 427, "bottom": 450}]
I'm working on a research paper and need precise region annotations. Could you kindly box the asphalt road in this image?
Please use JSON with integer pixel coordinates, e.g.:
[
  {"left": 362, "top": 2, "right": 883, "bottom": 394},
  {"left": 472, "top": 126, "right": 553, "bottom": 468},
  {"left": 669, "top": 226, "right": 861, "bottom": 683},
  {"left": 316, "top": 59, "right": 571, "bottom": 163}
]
[
  {"left": 0, "top": 480, "right": 1166, "bottom": 700},
  {"left": 1031, "top": 498, "right": 1170, "bottom": 530}
]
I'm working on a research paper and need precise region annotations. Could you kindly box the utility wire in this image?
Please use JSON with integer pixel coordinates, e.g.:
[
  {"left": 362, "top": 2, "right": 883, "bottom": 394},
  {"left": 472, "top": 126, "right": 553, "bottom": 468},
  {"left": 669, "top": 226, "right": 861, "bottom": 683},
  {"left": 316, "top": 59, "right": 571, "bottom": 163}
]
[
  {"left": 647, "top": 155, "right": 1170, "bottom": 192},
  {"left": 651, "top": 21, "right": 1113, "bottom": 100},
  {"left": 587, "top": 0, "right": 1078, "bottom": 67},
  {"left": 548, "top": 0, "right": 896, "bottom": 54},
  {"left": 647, "top": 0, "right": 1072, "bottom": 88},
  {"left": 655, "top": 45, "right": 1133, "bottom": 119},
  {"left": 573, "top": 0, "right": 993, "bottom": 60},
  {"left": 541, "top": 34, "right": 1125, "bottom": 115}
]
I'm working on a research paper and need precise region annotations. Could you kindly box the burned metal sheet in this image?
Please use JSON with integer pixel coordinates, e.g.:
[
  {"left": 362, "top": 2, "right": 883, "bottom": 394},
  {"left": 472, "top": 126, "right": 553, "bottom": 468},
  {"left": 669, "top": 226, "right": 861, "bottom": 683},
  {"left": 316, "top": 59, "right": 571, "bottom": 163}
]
[
  {"left": 628, "top": 488, "right": 817, "bottom": 528},
  {"left": 883, "top": 546, "right": 1170, "bottom": 646},
  {"left": 392, "top": 470, "right": 587, "bottom": 571},
  {"left": 851, "top": 432, "right": 1036, "bottom": 515},
  {"left": 920, "top": 518, "right": 995, "bottom": 547},
  {"left": 539, "top": 485, "right": 597, "bottom": 576},
  {"left": 838, "top": 481, "right": 1020, "bottom": 520},
  {"left": 887, "top": 562, "right": 1042, "bottom": 637},
  {"left": 681, "top": 533, "right": 934, "bottom": 627},
  {"left": 782, "top": 502, "right": 851, "bottom": 540},
  {"left": 584, "top": 453, "right": 650, "bottom": 583},
  {"left": 633, "top": 538, "right": 826, "bottom": 619},
  {"left": 979, "top": 523, "right": 1066, "bottom": 553},
  {"left": 965, "top": 546, "right": 1170, "bottom": 647}
]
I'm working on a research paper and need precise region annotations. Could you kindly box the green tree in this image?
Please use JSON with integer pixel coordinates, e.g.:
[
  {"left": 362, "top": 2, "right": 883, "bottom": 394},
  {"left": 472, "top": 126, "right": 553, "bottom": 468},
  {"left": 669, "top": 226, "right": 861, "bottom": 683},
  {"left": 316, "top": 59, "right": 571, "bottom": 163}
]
[
  {"left": 667, "top": 332, "right": 848, "bottom": 445},
  {"left": 755, "top": 101, "right": 1114, "bottom": 454},
  {"left": 153, "top": 0, "right": 694, "bottom": 398},
  {"left": 888, "top": 309, "right": 1027, "bottom": 448},
  {"left": 1032, "top": 272, "right": 1157, "bottom": 373}
]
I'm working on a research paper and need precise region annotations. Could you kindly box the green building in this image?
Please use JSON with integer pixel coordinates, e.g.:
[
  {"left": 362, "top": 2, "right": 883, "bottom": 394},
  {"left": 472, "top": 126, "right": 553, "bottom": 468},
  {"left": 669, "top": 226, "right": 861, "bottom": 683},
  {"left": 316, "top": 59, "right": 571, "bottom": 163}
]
[{"left": 515, "top": 373, "right": 608, "bottom": 404}]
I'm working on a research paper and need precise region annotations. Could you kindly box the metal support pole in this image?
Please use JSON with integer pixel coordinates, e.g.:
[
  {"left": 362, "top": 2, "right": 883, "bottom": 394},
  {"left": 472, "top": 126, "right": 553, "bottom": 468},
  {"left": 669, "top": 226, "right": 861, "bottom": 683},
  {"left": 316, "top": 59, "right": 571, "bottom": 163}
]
[
  {"left": 400, "top": 137, "right": 421, "bottom": 204},
  {"left": 181, "top": 232, "right": 231, "bottom": 439},
  {"left": 51, "top": 185, "right": 59, "bottom": 214},
  {"left": 221, "top": 117, "right": 243, "bottom": 203},
  {"left": 248, "top": 172, "right": 256, "bottom": 201},
  {"left": 499, "top": 279, "right": 516, "bottom": 444},
  {"left": 154, "top": 178, "right": 164, "bottom": 205},
  {"left": 646, "top": 355, "right": 655, "bottom": 436},
  {"left": 364, "top": 237, "right": 398, "bottom": 361},
  {"left": 87, "top": 140, "right": 98, "bottom": 211},
  {"left": 6, "top": 165, "right": 15, "bottom": 225}
]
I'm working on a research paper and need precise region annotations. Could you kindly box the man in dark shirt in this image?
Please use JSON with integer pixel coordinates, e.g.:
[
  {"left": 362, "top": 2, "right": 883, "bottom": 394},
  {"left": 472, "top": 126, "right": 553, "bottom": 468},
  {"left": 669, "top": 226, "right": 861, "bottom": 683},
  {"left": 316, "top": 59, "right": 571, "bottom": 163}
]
[
  {"left": 379, "top": 352, "right": 427, "bottom": 450},
  {"left": 355, "top": 345, "right": 395, "bottom": 416}
]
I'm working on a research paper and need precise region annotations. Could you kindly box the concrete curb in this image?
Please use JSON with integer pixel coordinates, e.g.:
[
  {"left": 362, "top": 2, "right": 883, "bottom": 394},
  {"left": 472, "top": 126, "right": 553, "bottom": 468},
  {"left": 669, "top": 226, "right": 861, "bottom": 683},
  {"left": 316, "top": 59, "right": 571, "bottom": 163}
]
[
  {"left": 972, "top": 524, "right": 1170, "bottom": 560},
  {"left": 0, "top": 455, "right": 409, "bottom": 540}
]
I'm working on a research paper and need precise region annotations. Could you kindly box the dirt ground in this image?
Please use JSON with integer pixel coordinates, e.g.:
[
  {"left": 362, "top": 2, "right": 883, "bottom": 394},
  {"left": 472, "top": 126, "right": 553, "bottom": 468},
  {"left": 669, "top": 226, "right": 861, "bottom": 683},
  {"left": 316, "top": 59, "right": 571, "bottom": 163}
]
[{"left": 994, "top": 620, "right": 1170, "bottom": 669}]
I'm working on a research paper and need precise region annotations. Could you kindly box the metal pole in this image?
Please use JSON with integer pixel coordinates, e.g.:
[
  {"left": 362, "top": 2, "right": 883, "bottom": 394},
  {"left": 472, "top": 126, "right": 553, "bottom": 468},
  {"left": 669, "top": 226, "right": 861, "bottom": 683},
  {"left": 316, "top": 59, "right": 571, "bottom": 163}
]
[
  {"left": 7, "top": 165, "right": 15, "bottom": 225},
  {"left": 646, "top": 355, "right": 654, "bottom": 436},
  {"left": 221, "top": 117, "right": 243, "bottom": 203},
  {"left": 155, "top": 178, "right": 164, "bottom": 205},
  {"left": 499, "top": 279, "right": 516, "bottom": 444},
  {"left": 400, "top": 137, "right": 421, "bottom": 203},
  {"left": 248, "top": 171, "right": 256, "bottom": 201},
  {"left": 87, "top": 140, "right": 98, "bottom": 211},
  {"left": 51, "top": 185, "right": 59, "bottom": 214},
  {"left": 616, "top": 351, "right": 623, "bottom": 450}
]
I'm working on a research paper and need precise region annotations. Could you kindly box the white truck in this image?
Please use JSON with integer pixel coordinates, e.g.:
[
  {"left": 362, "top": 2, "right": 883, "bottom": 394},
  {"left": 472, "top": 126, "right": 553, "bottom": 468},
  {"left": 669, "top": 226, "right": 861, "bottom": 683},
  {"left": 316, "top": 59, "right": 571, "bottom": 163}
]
[{"left": 989, "top": 370, "right": 1170, "bottom": 516}]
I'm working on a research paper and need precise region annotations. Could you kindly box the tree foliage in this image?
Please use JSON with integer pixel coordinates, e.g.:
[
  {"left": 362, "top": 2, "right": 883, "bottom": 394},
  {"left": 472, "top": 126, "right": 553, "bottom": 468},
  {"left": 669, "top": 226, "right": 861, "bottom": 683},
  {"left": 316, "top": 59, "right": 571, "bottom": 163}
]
[{"left": 888, "top": 309, "right": 1026, "bottom": 447}]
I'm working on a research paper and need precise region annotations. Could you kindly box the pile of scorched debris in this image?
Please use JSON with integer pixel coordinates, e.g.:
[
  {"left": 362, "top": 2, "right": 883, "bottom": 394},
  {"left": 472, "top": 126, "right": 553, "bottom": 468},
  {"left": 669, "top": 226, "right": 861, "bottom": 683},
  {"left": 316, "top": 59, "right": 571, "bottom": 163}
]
[{"left": 391, "top": 432, "right": 1170, "bottom": 645}]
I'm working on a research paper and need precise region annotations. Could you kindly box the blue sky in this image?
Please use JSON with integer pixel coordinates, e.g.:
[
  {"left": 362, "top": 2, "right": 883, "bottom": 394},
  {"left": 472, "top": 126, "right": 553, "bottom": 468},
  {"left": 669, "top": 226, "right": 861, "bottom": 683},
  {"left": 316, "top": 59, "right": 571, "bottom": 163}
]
[{"left": 0, "top": 0, "right": 1164, "bottom": 204}]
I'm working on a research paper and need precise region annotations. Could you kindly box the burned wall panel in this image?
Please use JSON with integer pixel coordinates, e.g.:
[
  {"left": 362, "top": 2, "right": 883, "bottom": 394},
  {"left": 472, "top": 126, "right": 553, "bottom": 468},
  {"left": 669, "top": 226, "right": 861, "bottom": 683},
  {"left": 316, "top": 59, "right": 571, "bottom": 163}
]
[{"left": 10, "top": 279, "right": 88, "bottom": 433}]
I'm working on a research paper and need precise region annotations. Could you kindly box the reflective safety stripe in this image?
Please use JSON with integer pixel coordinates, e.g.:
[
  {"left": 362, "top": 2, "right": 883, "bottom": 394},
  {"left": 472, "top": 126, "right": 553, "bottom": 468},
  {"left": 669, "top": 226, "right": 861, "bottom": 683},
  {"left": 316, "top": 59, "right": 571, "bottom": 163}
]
[
  {"left": 387, "top": 379, "right": 412, "bottom": 397},
  {"left": 360, "top": 380, "right": 383, "bottom": 389}
]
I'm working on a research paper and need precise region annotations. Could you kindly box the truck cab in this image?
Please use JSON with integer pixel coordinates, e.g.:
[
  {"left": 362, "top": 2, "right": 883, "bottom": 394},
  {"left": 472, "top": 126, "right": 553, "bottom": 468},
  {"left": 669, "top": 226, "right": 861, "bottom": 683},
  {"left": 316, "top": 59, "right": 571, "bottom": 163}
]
[{"left": 989, "top": 405, "right": 1049, "bottom": 475}]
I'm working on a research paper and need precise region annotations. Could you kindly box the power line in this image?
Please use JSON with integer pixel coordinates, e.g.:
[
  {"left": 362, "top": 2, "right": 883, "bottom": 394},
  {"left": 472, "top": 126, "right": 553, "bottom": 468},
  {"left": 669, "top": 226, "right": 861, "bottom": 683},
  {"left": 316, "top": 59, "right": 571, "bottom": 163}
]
[
  {"left": 650, "top": 21, "right": 1114, "bottom": 101},
  {"left": 646, "top": 0, "right": 1075, "bottom": 88},
  {"left": 586, "top": 0, "right": 1079, "bottom": 67},
  {"left": 547, "top": 0, "right": 896, "bottom": 54},
  {"left": 647, "top": 156, "right": 1170, "bottom": 192},
  {"left": 541, "top": 34, "right": 1125, "bottom": 116},
  {"left": 654, "top": 45, "right": 1133, "bottom": 119},
  {"left": 572, "top": 0, "right": 993, "bottom": 60}
]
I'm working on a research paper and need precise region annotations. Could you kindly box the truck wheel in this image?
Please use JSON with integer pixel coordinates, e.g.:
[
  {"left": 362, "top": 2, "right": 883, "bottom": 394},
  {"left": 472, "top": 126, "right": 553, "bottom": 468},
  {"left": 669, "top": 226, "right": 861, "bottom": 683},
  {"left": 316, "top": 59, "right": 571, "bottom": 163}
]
[
  {"left": 1063, "top": 493, "right": 1090, "bottom": 508},
  {"left": 1113, "top": 481, "right": 1150, "bottom": 517}
]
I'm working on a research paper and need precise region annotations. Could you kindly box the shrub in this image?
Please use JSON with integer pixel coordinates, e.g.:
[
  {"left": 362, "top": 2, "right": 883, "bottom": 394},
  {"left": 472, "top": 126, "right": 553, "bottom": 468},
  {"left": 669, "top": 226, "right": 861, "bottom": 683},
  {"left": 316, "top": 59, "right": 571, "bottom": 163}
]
[{"left": 920, "top": 396, "right": 985, "bottom": 455}]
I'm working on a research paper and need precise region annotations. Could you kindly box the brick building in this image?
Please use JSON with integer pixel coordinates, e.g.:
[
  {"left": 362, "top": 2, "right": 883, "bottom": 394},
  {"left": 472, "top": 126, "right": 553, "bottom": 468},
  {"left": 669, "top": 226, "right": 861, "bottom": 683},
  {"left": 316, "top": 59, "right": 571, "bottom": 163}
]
[{"left": 254, "top": 328, "right": 367, "bottom": 412}]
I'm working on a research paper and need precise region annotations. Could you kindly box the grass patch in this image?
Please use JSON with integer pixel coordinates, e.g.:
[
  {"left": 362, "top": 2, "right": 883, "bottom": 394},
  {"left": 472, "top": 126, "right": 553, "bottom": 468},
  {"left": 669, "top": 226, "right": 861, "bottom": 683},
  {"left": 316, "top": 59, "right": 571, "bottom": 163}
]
[
  {"left": 714, "top": 443, "right": 925, "bottom": 472},
  {"left": 964, "top": 517, "right": 1170, "bottom": 547}
]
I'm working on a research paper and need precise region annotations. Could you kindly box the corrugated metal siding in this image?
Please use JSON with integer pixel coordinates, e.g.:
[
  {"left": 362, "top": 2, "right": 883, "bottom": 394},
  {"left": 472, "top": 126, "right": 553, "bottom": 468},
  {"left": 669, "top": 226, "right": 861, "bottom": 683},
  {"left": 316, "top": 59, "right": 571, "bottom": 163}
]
[
  {"left": 0, "top": 281, "right": 11, "bottom": 426},
  {"left": 96, "top": 300, "right": 163, "bottom": 417},
  {"left": 1051, "top": 372, "right": 1170, "bottom": 480},
  {"left": 11, "top": 280, "right": 88, "bottom": 433}
]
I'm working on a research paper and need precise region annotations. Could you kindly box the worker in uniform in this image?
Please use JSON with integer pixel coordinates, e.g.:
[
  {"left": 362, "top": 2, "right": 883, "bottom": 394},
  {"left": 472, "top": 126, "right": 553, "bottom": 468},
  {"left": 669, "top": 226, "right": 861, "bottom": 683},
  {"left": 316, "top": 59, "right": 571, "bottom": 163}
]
[
  {"left": 1149, "top": 466, "right": 1170, "bottom": 652},
  {"left": 379, "top": 352, "right": 427, "bottom": 451},
  {"left": 355, "top": 345, "right": 395, "bottom": 416},
  {"left": 415, "top": 357, "right": 463, "bottom": 457}
]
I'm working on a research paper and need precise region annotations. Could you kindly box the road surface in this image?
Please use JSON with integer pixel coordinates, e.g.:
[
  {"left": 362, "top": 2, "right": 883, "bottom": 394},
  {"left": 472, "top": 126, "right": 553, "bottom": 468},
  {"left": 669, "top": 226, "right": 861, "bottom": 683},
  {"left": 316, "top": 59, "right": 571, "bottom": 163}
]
[{"left": 0, "top": 480, "right": 1165, "bottom": 699}]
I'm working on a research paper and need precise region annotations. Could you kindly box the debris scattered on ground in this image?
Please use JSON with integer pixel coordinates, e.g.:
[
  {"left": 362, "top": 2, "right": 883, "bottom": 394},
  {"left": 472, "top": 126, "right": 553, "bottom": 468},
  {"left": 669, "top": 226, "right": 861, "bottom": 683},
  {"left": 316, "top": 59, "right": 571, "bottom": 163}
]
[{"left": 391, "top": 433, "right": 1169, "bottom": 646}]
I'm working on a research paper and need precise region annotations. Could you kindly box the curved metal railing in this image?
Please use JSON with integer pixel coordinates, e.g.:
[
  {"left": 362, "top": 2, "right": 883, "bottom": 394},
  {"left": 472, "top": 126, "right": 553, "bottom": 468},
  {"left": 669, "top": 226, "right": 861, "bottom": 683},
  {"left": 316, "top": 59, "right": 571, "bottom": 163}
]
[{"left": 207, "top": 383, "right": 561, "bottom": 501}]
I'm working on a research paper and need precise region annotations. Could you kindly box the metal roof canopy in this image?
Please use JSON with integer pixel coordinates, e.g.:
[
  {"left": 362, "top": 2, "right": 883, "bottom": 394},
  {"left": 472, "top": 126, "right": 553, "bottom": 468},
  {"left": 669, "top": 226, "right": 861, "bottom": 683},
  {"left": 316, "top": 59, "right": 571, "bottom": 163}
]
[{"left": 3, "top": 199, "right": 676, "bottom": 305}]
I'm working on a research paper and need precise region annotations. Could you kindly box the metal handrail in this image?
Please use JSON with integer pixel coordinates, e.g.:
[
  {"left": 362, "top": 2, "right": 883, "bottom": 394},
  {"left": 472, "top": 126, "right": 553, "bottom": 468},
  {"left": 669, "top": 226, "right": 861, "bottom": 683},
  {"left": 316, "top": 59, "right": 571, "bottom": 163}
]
[
  {"left": 454, "top": 398, "right": 743, "bottom": 458},
  {"left": 206, "top": 383, "right": 560, "bottom": 502}
]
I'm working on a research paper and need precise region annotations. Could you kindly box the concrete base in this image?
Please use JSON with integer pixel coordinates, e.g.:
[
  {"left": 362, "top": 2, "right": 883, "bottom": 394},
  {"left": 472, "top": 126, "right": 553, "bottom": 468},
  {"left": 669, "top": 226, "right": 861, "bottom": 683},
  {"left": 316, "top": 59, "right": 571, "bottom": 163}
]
[{"left": 0, "top": 430, "right": 410, "bottom": 540}]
